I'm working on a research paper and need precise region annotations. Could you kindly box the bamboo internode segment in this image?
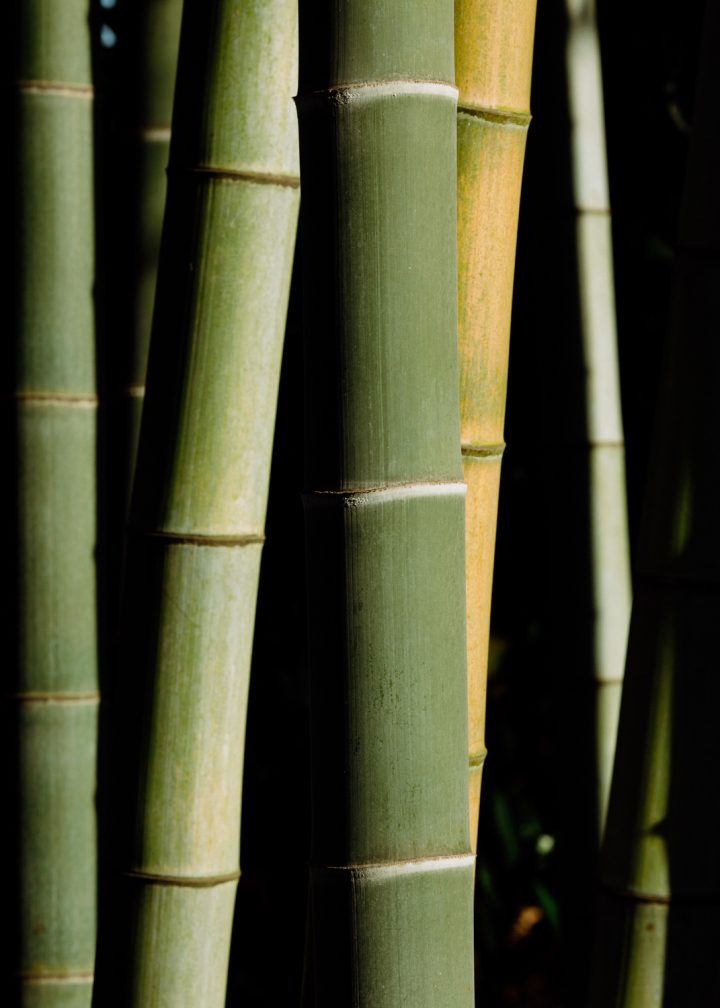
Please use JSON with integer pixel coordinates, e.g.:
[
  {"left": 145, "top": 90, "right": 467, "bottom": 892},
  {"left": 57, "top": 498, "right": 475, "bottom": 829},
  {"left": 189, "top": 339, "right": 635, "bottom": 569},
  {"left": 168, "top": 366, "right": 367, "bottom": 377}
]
[
  {"left": 455, "top": 0, "right": 538, "bottom": 848},
  {"left": 565, "top": 0, "right": 631, "bottom": 826},
  {"left": 590, "top": 4, "right": 720, "bottom": 1002},
  {"left": 92, "top": 3, "right": 299, "bottom": 1006},
  {"left": 110, "top": 0, "right": 183, "bottom": 508},
  {"left": 8, "top": 1, "right": 97, "bottom": 1004},
  {"left": 299, "top": 3, "right": 474, "bottom": 1003}
]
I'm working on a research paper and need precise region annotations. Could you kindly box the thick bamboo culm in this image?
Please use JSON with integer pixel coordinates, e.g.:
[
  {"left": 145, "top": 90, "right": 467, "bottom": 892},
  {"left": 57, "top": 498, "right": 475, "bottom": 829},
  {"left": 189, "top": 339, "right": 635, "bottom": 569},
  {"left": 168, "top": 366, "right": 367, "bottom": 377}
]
[
  {"left": 298, "top": 2, "right": 475, "bottom": 1004},
  {"left": 455, "top": 0, "right": 538, "bottom": 846},
  {"left": 565, "top": 0, "right": 631, "bottom": 826},
  {"left": 8, "top": 1, "right": 97, "bottom": 1005},
  {"left": 93, "top": 2, "right": 299, "bottom": 1004},
  {"left": 118, "top": 0, "right": 182, "bottom": 496},
  {"left": 589, "top": 3, "right": 720, "bottom": 1002}
]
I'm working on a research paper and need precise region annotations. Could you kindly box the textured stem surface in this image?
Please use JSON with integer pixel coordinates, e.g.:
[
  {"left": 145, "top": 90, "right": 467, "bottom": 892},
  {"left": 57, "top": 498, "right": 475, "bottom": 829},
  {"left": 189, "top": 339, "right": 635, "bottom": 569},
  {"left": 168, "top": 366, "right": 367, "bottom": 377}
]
[
  {"left": 7, "top": 2, "right": 97, "bottom": 1005},
  {"left": 455, "top": 0, "right": 538, "bottom": 845},
  {"left": 298, "top": 3, "right": 474, "bottom": 1004},
  {"left": 92, "top": 3, "right": 299, "bottom": 1006},
  {"left": 590, "top": 3, "right": 720, "bottom": 1002}
]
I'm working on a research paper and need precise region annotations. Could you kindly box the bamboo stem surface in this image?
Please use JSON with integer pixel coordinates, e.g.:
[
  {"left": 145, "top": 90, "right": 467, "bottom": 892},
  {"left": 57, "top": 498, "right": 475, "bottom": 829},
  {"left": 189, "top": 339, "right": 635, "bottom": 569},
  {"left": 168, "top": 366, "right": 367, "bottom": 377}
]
[
  {"left": 565, "top": 0, "right": 631, "bottom": 826},
  {"left": 93, "top": 3, "right": 299, "bottom": 1005},
  {"left": 8, "top": 2, "right": 97, "bottom": 1005},
  {"left": 456, "top": 0, "right": 538, "bottom": 846},
  {"left": 590, "top": 3, "right": 720, "bottom": 1002},
  {"left": 299, "top": 3, "right": 474, "bottom": 1003},
  {"left": 117, "top": 0, "right": 182, "bottom": 497}
]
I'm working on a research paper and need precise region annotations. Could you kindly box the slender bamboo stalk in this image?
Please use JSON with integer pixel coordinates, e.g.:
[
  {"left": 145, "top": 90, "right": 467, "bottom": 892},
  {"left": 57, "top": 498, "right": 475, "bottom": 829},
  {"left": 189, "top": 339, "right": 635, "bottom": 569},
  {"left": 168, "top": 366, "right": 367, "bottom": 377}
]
[
  {"left": 565, "top": 0, "right": 631, "bottom": 826},
  {"left": 93, "top": 3, "right": 299, "bottom": 1005},
  {"left": 590, "top": 3, "right": 720, "bottom": 1001},
  {"left": 8, "top": 2, "right": 97, "bottom": 1005},
  {"left": 298, "top": 3, "right": 475, "bottom": 1003},
  {"left": 456, "top": 0, "right": 538, "bottom": 846},
  {"left": 117, "top": 0, "right": 183, "bottom": 497}
]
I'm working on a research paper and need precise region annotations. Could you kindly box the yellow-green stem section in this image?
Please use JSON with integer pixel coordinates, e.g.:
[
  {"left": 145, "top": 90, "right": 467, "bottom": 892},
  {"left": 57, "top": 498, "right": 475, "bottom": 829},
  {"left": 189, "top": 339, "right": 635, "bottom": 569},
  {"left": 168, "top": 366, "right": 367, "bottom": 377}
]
[{"left": 456, "top": 0, "right": 538, "bottom": 847}]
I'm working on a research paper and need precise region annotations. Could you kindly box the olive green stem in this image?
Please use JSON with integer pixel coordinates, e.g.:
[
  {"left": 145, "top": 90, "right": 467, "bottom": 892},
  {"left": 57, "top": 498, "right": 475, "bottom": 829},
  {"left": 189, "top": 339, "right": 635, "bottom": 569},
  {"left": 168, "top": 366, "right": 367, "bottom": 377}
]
[
  {"left": 298, "top": 3, "right": 474, "bottom": 1004},
  {"left": 9, "top": 2, "right": 97, "bottom": 1005},
  {"left": 92, "top": 3, "right": 299, "bottom": 1005}
]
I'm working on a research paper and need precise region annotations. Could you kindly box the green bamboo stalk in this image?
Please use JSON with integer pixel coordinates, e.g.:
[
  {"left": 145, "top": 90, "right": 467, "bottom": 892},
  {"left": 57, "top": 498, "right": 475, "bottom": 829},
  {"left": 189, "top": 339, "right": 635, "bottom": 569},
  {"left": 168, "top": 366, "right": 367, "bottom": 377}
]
[
  {"left": 565, "top": 0, "right": 631, "bottom": 827},
  {"left": 455, "top": 0, "right": 538, "bottom": 850},
  {"left": 590, "top": 3, "right": 720, "bottom": 1001},
  {"left": 93, "top": 3, "right": 299, "bottom": 1005},
  {"left": 9, "top": 2, "right": 97, "bottom": 1005},
  {"left": 118, "top": 0, "right": 183, "bottom": 496},
  {"left": 297, "top": 3, "right": 475, "bottom": 1004}
]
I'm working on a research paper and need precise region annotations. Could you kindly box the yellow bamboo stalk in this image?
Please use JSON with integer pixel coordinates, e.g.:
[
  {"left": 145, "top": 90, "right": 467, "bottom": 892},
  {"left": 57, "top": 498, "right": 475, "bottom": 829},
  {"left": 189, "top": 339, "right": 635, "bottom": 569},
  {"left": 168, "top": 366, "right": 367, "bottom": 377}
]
[{"left": 456, "top": 0, "right": 538, "bottom": 847}]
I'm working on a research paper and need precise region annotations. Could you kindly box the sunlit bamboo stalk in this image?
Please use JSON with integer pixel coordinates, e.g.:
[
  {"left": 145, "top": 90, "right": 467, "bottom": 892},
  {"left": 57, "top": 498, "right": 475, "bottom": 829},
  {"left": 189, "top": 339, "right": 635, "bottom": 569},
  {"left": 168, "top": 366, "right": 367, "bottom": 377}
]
[
  {"left": 456, "top": 0, "right": 538, "bottom": 846},
  {"left": 565, "top": 0, "right": 631, "bottom": 826},
  {"left": 92, "top": 3, "right": 299, "bottom": 1004}
]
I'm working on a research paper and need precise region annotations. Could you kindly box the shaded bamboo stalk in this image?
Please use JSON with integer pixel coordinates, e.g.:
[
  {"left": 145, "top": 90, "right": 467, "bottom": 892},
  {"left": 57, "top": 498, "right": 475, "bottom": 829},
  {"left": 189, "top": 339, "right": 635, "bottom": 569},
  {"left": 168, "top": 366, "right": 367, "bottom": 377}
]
[
  {"left": 116, "top": 0, "right": 183, "bottom": 501},
  {"left": 590, "top": 3, "right": 720, "bottom": 1002},
  {"left": 456, "top": 0, "right": 538, "bottom": 846},
  {"left": 92, "top": 2, "right": 299, "bottom": 1005},
  {"left": 298, "top": 2, "right": 475, "bottom": 1003},
  {"left": 565, "top": 0, "right": 631, "bottom": 826},
  {"left": 8, "top": 1, "right": 97, "bottom": 1004}
]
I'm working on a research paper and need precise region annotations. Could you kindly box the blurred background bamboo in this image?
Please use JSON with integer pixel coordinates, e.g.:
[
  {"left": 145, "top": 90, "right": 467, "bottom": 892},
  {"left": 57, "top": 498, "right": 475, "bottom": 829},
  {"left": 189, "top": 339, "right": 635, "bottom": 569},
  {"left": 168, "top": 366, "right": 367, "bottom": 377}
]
[{"left": 590, "top": 1, "right": 720, "bottom": 1001}]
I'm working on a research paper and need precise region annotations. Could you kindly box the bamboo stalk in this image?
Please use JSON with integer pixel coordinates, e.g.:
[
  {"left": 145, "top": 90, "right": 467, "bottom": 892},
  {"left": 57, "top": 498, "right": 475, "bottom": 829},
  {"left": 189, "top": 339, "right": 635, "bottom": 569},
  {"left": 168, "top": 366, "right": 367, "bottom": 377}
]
[
  {"left": 116, "top": 0, "right": 183, "bottom": 498},
  {"left": 590, "top": 3, "right": 720, "bottom": 1001},
  {"left": 93, "top": 3, "right": 299, "bottom": 1005},
  {"left": 8, "top": 2, "right": 97, "bottom": 1005},
  {"left": 564, "top": 0, "right": 631, "bottom": 826},
  {"left": 455, "top": 0, "right": 538, "bottom": 846},
  {"left": 298, "top": 3, "right": 475, "bottom": 1003}
]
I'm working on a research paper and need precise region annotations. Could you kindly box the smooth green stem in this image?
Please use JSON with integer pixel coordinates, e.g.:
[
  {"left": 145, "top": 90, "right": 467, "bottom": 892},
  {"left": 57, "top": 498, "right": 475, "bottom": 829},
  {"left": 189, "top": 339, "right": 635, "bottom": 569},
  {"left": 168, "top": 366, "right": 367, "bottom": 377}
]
[
  {"left": 92, "top": 3, "right": 299, "bottom": 1006},
  {"left": 298, "top": 3, "right": 475, "bottom": 1004},
  {"left": 8, "top": 2, "right": 97, "bottom": 1005}
]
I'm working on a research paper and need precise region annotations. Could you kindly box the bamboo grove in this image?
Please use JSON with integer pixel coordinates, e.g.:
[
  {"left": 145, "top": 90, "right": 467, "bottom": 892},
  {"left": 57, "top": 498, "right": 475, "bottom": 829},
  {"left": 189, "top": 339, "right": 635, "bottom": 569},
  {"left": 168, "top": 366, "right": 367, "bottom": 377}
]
[{"left": 5, "top": 0, "right": 719, "bottom": 1005}]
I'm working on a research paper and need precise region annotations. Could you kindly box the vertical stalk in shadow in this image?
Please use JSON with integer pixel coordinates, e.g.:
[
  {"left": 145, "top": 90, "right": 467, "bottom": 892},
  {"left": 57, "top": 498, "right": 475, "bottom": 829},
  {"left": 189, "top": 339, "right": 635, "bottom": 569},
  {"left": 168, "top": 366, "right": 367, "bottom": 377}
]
[
  {"left": 7, "top": 1, "right": 97, "bottom": 1005},
  {"left": 455, "top": 0, "right": 538, "bottom": 850},
  {"left": 590, "top": 2, "right": 720, "bottom": 1002},
  {"left": 115, "top": 0, "right": 183, "bottom": 503},
  {"left": 298, "top": 2, "right": 475, "bottom": 1004}
]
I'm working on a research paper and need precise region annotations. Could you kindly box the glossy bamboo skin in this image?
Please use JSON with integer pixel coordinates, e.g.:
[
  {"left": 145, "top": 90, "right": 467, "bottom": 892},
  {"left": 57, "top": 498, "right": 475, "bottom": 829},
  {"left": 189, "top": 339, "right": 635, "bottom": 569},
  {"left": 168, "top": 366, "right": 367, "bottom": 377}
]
[
  {"left": 93, "top": 3, "right": 299, "bottom": 1005},
  {"left": 565, "top": 0, "right": 631, "bottom": 826},
  {"left": 8, "top": 2, "right": 97, "bottom": 1006},
  {"left": 590, "top": 4, "right": 720, "bottom": 1002},
  {"left": 298, "top": 3, "right": 474, "bottom": 1004},
  {"left": 456, "top": 0, "right": 538, "bottom": 845}
]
